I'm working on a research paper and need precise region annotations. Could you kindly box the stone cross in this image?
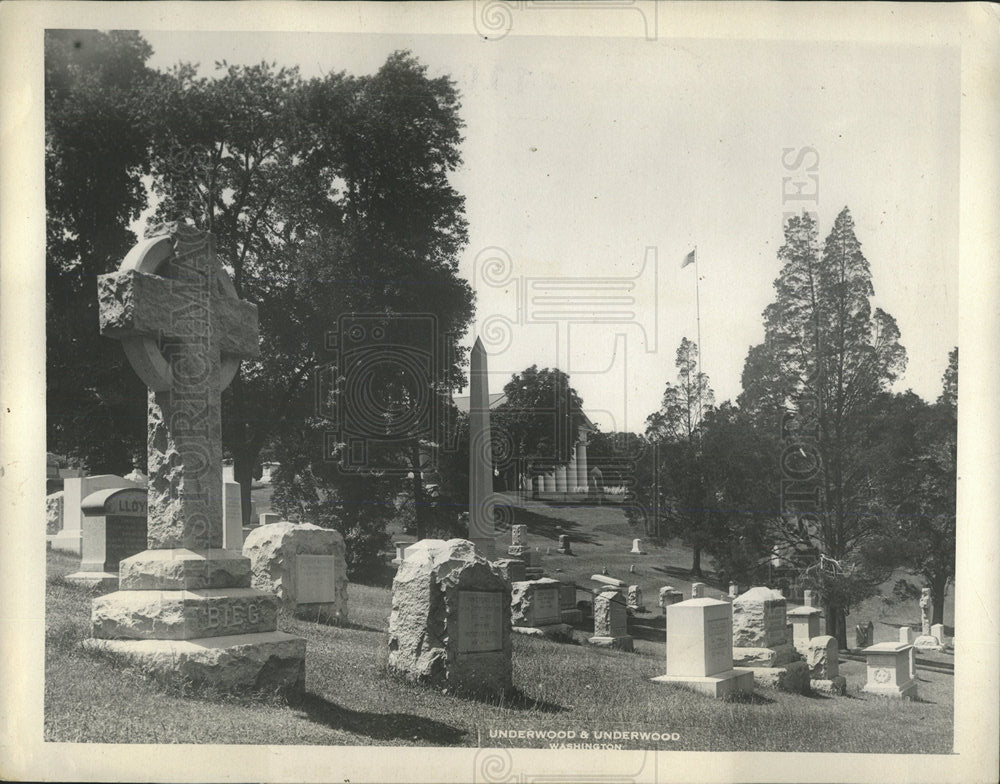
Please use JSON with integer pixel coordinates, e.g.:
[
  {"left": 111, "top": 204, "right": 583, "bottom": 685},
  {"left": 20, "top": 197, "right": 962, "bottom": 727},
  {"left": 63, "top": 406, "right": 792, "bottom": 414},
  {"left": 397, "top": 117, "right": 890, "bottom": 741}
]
[
  {"left": 98, "top": 227, "right": 258, "bottom": 550},
  {"left": 468, "top": 336, "right": 495, "bottom": 558}
]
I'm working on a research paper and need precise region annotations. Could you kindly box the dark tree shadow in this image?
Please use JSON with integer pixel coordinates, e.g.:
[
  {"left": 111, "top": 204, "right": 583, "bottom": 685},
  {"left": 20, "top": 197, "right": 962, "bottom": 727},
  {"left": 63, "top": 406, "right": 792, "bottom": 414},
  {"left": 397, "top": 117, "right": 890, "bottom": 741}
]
[
  {"left": 293, "top": 692, "right": 466, "bottom": 744},
  {"left": 498, "top": 504, "right": 600, "bottom": 545}
]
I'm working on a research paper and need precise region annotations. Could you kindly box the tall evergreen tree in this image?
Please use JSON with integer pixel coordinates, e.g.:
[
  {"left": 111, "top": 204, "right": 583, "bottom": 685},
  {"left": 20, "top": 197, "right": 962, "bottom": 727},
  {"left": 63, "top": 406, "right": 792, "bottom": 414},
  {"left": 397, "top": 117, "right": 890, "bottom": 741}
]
[{"left": 742, "top": 207, "right": 907, "bottom": 646}]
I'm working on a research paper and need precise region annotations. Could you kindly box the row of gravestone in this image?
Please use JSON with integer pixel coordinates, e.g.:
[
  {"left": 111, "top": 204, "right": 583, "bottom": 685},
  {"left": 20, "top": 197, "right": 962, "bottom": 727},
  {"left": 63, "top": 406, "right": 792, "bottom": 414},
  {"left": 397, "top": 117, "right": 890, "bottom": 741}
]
[
  {"left": 48, "top": 473, "right": 295, "bottom": 590},
  {"left": 387, "top": 546, "right": 925, "bottom": 702}
]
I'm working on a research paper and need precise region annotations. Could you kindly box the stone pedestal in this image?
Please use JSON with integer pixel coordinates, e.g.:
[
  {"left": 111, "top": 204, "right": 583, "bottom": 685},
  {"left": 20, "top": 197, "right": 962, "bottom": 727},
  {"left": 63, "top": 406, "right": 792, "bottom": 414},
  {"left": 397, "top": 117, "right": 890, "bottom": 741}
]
[
  {"left": 862, "top": 642, "right": 918, "bottom": 699},
  {"left": 388, "top": 539, "right": 511, "bottom": 697},
  {"left": 652, "top": 598, "right": 753, "bottom": 698},
  {"left": 222, "top": 481, "right": 244, "bottom": 551},
  {"left": 494, "top": 558, "right": 527, "bottom": 586},
  {"left": 83, "top": 229, "right": 306, "bottom": 696},
  {"left": 557, "top": 534, "right": 572, "bottom": 554},
  {"left": 787, "top": 605, "right": 823, "bottom": 654},
  {"left": 588, "top": 589, "right": 633, "bottom": 651}
]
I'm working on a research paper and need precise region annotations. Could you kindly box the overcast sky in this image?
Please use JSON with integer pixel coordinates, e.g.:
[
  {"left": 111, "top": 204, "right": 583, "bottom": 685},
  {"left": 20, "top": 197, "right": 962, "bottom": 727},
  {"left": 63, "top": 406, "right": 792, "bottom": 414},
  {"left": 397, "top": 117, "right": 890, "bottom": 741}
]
[{"left": 140, "top": 30, "right": 960, "bottom": 434}]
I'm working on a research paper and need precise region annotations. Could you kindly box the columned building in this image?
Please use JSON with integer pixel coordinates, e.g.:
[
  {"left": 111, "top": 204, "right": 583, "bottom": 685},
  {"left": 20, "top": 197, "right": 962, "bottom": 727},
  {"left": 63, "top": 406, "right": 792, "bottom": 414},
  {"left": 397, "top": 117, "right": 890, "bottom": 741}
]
[{"left": 452, "top": 392, "right": 596, "bottom": 498}]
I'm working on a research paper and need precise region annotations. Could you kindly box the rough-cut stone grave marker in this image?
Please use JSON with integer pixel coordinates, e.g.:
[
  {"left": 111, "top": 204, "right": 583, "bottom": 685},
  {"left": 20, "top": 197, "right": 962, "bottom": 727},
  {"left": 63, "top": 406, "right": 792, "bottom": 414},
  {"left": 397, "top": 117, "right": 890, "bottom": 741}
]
[
  {"left": 732, "top": 587, "right": 807, "bottom": 693},
  {"left": 588, "top": 588, "right": 633, "bottom": 651},
  {"left": 243, "top": 521, "right": 348, "bottom": 621},
  {"left": 83, "top": 227, "right": 305, "bottom": 694},
  {"left": 388, "top": 538, "right": 511, "bottom": 697},
  {"left": 511, "top": 577, "right": 572, "bottom": 640}
]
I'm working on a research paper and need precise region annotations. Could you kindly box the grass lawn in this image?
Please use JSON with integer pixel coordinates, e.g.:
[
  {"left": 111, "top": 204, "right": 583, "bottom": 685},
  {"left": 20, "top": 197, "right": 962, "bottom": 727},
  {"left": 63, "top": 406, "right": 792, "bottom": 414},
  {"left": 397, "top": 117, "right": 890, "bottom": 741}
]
[{"left": 45, "top": 547, "right": 953, "bottom": 752}]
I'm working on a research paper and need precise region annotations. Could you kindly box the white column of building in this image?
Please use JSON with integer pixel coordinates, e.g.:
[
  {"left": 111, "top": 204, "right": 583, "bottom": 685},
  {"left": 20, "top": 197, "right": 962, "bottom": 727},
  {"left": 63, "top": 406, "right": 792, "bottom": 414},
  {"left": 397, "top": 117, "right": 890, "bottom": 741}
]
[
  {"left": 555, "top": 465, "right": 568, "bottom": 492},
  {"left": 576, "top": 438, "right": 588, "bottom": 487},
  {"left": 544, "top": 473, "right": 555, "bottom": 492},
  {"left": 567, "top": 452, "right": 578, "bottom": 492}
]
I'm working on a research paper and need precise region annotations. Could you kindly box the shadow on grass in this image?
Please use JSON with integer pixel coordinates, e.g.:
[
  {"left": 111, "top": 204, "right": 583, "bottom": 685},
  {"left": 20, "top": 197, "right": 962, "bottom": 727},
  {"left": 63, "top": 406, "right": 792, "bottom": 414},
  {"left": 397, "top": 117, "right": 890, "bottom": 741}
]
[
  {"left": 503, "top": 505, "right": 600, "bottom": 545},
  {"left": 294, "top": 691, "right": 466, "bottom": 744},
  {"left": 628, "top": 616, "right": 665, "bottom": 644},
  {"left": 493, "top": 688, "right": 568, "bottom": 714},
  {"left": 724, "top": 691, "right": 775, "bottom": 705}
]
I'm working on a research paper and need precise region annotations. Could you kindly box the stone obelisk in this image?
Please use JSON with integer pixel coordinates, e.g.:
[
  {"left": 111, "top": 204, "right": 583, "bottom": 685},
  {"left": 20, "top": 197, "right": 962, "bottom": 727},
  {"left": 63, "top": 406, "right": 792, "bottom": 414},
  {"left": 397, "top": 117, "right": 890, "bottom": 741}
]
[
  {"left": 468, "top": 337, "right": 495, "bottom": 559},
  {"left": 84, "top": 225, "right": 306, "bottom": 694}
]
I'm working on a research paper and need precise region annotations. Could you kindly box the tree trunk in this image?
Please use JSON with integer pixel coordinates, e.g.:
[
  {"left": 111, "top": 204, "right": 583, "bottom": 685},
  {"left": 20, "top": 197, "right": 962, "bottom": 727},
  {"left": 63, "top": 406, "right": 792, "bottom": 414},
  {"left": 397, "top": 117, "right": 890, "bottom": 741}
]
[
  {"left": 825, "top": 601, "right": 848, "bottom": 649},
  {"left": 233, "top": 449, "right": 255, "bottom": 526},
  {"left": 691, "top": 545, "right": 703, "bottom": 577},
  {"left": 409, "top": 441, "right": 427, "bottom": 540},
  {"left": 930, "top": 574, "right": 948, "bottom": 626}
]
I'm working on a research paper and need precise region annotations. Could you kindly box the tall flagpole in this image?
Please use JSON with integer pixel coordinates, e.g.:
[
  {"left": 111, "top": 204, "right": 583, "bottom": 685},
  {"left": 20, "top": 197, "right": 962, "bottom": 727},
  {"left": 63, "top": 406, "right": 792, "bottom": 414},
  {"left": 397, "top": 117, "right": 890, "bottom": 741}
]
[{"left": 694, "top": 245, "right": 703, "bottom": 427}]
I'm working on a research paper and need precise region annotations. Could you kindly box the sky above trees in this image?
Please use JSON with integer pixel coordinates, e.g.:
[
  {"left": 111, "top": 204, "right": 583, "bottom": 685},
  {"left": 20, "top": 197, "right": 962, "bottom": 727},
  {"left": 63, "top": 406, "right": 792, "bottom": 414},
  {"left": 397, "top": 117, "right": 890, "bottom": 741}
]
[{"left": 132, "top": 30, "right": 959, "bottom": 433}]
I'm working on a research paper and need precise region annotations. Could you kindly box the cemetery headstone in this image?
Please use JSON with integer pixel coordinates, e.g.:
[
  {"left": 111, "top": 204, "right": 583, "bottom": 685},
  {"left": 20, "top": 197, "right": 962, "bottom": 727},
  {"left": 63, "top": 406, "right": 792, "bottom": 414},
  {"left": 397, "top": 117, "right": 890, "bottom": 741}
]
[
  {"left": 50, "top": 474, "right": 140, "bottom": 554},
  {"left": 587, "top": 589, "right": 633, "bottom": 651},
  {"left": 728, "top": 583, "right": 739, "bottom": 598},
  {"left": 630, "top": 538, "right": 644, "bottom": 555},
  {"left": 659, "top": 586, "right": 684, "bottom": 615},
  {"left": 627, "top": 585, "right": 645, "bottom": 612},
  {"left": 46, "top": 491, "right": 64, "bottom": 536},
  {"left": 559, "top": 582, "right": 582, "bottom": 625},
  {"left": 66, "top": 487, "right": 148, "bottom": 591},
  {"left": 494, "top": 558, "right": 527, "bottom": 585},
  {"left": 468, "top": 337, "right": 496, "bottom": 559},
  {"left": 652, "top": 598, "right": 754, "bottom": 698},
  {"left": 805, "top": 635, "right": 846, "bottom": 695},
  {"left": 690, "top": 582, "right": 706, "bottom": 598},
  {"left": 222, "top": 481, "right": 243, "bottom": 550},
  {"left": 259, "top": 512, "right": 281, "bottom": 527},
  {"left": 592, "top": 573, "right": 626, "bottom": 589},
  {"left": 83, "top": 227, "right": 306, "bottom": 695},
  {"left": 511, "top": 578, "right": 572, "bottom": 640},
  {"left": 803, "top": 589, "right": 816, "bottom": 607},
  {"left": 508, "top": 524, "right": 529, "bottom": 557},
  {"left": 899, "top": 626, "right": 914, "bottom": 645},
  {"left": 243, "top": 521, "right": 348, "bottom": 621},
  {"left": 862, "top": 642, "right": 918, "bottom": 699},
  {"left": 931, "top": 623, "right": 946, "bottom": 645},
  {"left": 557, "top": 534, "right": 572, "bottom": 554},
  {"left": 387, "top": 538, "right": 511, "bottom": 697},
  {"left": 731, "top": 587, "right": 802, "bottom": 688},
  {"left": 787, "top": 605, "right": 824, "bottom": 654}
]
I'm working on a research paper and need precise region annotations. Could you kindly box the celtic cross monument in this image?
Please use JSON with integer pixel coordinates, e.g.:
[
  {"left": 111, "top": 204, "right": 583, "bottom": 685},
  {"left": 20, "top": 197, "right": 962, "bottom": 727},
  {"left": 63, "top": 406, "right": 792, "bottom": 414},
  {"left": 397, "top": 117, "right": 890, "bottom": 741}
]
[{"left": 84, "top": 225, "right": 305, "bottom": 693}]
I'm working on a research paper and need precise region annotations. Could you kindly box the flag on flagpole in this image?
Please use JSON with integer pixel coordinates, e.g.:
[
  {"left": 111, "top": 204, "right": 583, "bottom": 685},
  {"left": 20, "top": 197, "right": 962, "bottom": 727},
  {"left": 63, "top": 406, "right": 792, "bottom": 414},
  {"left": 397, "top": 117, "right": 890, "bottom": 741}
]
[{"left": 681, "top": 248, "right": 696, "bottom": 268}]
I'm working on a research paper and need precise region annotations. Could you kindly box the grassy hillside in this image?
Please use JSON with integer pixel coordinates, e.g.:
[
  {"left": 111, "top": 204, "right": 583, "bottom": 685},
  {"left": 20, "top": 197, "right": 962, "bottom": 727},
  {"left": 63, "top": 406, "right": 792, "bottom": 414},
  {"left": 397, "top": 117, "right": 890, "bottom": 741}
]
[{"left": 45, "top": 533, "right": 953, "bottom": 751}]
